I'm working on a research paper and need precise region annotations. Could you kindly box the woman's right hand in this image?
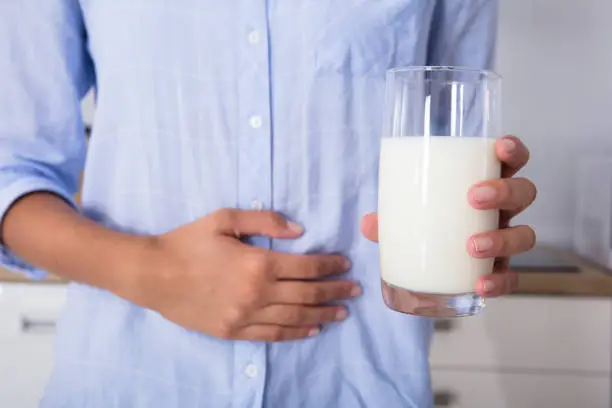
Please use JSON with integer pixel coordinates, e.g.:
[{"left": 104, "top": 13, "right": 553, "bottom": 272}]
[{"left": 132, "top": 209, "right": 360, "bottom": 342}]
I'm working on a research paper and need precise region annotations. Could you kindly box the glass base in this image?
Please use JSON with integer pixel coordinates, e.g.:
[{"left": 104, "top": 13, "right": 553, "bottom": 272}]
[{"left": 381, "top": 280, "right": 485, "bottom": 318}]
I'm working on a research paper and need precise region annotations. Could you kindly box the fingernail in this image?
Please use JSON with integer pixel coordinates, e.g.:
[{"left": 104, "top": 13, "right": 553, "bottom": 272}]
[
  {"left": 343, "top": 259, "right": 352, "bottom": 270},
  {"left": 472, "top": 186, "right": 497, "bottom": 203},
  {"left": 335, "top": 308, "right": 348, "bottom": 321},
  {"left": 350, "top": 285, "right": 362, "bottom": 297},
  {"left": 287, "top": 221, "right": 303, "bottom": 234},
  {"left": 472, "top": 236, "right": 494, "bottom": 253},
  {"left": 482, "top": 280, "right": 495, "bottom": 293},
  {"left": 308, "top": 327, "right": 320, "bottom": 337},
  {"left": 501, "top": 138, "right": 516, "bottom": 153}
]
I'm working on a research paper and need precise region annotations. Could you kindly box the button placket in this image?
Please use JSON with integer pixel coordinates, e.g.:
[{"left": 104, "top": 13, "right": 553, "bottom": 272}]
[{"left": 232, "top": 4, "right": 272, "bottom": 408}]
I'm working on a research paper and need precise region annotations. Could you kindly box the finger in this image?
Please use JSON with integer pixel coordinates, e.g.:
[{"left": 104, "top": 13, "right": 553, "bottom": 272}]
[
  {"left": 273, "top": 280, "right": 361, "bottom": 305},
  {"left": 272, "top": 252, "right": 350, "bottom": 279},
  {"left": 476, "top": 270, "right": 518, "bottom": 298},
  {"left": 254, "top": 305, "right": 348, "bottom": 326},
  {"left": 468, "top": 225, "right": 537, "bottom": 259},
  {"left": 236, "top": 325, "right": 320, "bottom": 342},
  {"left": 495, "top": 136, "right": 530, "bottom": 177},
  {"left": 210, "top": 208, "right": 303, "bottom": 239},
  {"left": 469, "top": 177, "right": 537, "bottom": 214},
  {"left": 360, "top": 213, "right": 378, "bottom": 243}
]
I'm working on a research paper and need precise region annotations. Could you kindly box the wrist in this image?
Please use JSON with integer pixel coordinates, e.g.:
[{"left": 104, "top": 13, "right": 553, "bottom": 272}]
[{"left": 105, "top": 234, "right": 160, "bottom": 307}]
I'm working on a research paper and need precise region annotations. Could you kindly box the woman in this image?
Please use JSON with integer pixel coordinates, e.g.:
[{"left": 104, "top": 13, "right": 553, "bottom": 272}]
[{"left": 0, "top": 1, "right": 535, "bottom": 407}]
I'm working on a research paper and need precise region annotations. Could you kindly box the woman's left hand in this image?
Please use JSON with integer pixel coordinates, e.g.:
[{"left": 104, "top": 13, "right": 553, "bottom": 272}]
[{"left": 361, "top": 135, "right": 537, "bottom": 298}]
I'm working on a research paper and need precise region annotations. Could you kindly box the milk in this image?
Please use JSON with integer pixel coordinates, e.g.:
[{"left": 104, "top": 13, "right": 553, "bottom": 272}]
[{"left": 378, "top": 136, "right": 501, "bottom": 295}]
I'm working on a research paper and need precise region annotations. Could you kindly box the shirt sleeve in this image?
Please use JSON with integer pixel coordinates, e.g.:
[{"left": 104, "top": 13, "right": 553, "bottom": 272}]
[
  {"left": 427, "top": 0, "right": 499, "bottom": 70},
  {"left": 0, "top": 2, "right": 94, "bottom": 279}
]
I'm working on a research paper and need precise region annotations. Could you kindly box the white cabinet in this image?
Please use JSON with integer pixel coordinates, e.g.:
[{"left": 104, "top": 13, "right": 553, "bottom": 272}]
[
  {"left": 0, "top": 284, "right": 67, "bottom": 408},
  {"left": 430, "top": 297, "right": 612, "bottom": 372},
  {"left": 430, "top": 296, "right": 612, "bottom": 407},
  {"left": 432, "top": 370, "right": 610, "bottom": 408},
  {"left": 0, "top": 288, "right": 608, "bottom": 407}
]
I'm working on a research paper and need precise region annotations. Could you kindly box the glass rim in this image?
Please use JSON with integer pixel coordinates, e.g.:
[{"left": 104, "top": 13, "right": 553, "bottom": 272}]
[{"left": 386, "top": 65, "right": 501, "bottom": 80}]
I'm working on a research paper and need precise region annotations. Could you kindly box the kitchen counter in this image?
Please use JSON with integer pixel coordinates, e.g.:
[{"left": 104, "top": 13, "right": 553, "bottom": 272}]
[
  {"left": 1, "top": 247, "right": 611, "bottom": 296},
  {"left": 513, "top": 247, "right": 612, "bottom": 297}
]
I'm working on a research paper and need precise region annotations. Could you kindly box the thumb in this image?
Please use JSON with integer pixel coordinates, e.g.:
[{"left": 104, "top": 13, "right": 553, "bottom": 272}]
[
  {"left": 360, "top": 213, "right": 379, "bottom": 243},
  {"left": 211, "top": 209, "right": 304, "bottom": 239}
]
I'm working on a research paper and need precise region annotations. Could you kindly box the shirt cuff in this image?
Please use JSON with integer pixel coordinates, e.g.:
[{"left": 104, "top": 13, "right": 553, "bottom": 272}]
[{"left": 0, "top": 177, "right": 78, "bottom": 280}]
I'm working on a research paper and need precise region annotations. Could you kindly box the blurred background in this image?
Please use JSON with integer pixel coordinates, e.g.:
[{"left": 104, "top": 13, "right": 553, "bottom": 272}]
[{"left": 2, "top": 0, "right": 612, "bottom": 407}]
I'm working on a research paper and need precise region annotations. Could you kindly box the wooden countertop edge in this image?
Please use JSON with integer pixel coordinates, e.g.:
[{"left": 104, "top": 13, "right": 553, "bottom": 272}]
[
  {"left": 0, "top": 268, "right": 68, "bottom": 284},
  {"left": 515, "top": 273, "right": 612, "bottom": 297},
  {"left": 514, "top": 248, "right": 612, "bottom": 297}
]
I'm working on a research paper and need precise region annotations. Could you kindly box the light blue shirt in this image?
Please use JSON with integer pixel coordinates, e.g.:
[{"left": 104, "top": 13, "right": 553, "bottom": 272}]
[{"left": 0, "top": 1, "right": 497, "bottom": 407}]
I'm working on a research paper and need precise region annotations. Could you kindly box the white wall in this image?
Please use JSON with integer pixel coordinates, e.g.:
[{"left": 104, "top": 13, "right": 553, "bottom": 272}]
[
  {"left": 81, "top": 90, "right": 95, "bottom": 127},
  {"left": 497, "top": 0, "right": 612, "bottom": 246}
]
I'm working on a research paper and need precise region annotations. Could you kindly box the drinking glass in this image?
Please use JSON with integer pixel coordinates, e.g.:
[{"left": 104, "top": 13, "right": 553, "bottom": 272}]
[{"left": 378, "top": 66, "right": 502, "bottom": 318}]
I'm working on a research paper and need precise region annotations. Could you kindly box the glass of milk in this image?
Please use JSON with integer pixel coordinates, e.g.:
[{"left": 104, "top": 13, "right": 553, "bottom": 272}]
[{"left": 378, "top": 66, "right": 502, "bottom": 318}]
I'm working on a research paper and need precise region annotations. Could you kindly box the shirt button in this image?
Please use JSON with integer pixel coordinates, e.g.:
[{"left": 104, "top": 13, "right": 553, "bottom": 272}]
[
  {"left": 248, "top": 30, "right": 260, "bottom": 44},
  {"left": 250, "top": 200, "right": 264, "bottom": 210},
  {"left": 244, "top": 364, "right": 258, "bottom": 379},
  {"left": 249, "top": 115, "right": 263, "bottom": 129}
]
